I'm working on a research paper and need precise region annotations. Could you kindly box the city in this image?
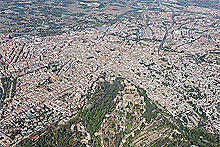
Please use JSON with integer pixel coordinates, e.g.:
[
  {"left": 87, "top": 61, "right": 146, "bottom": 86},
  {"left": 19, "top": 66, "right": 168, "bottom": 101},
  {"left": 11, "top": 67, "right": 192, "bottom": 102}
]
[{"left": 0, "top": 0, "right": 219, "bottom": 146}]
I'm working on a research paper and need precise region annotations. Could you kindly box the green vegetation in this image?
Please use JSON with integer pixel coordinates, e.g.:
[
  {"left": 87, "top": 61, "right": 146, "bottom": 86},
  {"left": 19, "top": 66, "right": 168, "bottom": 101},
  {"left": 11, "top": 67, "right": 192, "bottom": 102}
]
[
  {"left": 79, "top": 78, "right": 124, "bottom": 146},
  {"left": 18, "top": 77, "right": 220, "bottom": 147},
  {"left": 153, "top": 123, "right": 220, "bottom": 147},
  {"left": 19, "top": 118, "right": 85, "bottom": 147},
  {"left": 19, "top": 78, "right": 124, "bottom": 147},
  {"left": 136, "top": 86, "right": 158, "bottom": 123}
]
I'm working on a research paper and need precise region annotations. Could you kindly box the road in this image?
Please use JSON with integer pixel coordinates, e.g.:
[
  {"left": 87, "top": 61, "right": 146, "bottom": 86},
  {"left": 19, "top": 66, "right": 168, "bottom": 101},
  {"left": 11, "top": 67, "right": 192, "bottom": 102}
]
[
  {"left": 158, "top": 2, "right": 176, "bottom": 55},
  {"left": 98, "top": 8, "right": 142, "bottom": 27}
]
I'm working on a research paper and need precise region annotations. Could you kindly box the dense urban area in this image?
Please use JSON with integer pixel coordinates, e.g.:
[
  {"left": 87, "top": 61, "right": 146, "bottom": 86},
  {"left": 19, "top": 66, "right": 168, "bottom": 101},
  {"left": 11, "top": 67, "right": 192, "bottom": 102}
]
[{"left": 0, "top": 0, "right": 219, "bottom": 146}]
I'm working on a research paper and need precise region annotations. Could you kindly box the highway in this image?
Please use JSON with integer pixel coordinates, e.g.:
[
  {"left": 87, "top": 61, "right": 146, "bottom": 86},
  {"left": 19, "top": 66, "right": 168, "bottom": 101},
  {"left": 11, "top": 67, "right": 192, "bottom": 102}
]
[
  {"left": 98, "top": 8, "right": 142, "bottom": 27},
  {"left": 158, "top": 2, "right": 176, "bottom": 55}
]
